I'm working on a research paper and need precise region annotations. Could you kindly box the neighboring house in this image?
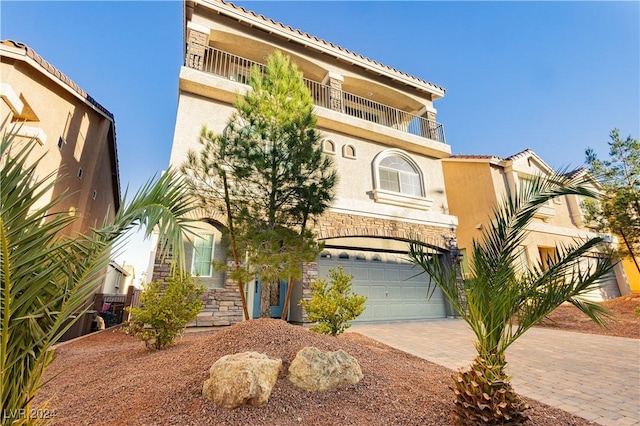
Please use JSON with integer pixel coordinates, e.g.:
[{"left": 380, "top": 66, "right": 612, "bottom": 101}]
[
  {"left": 150, "top": 0, "right": 460, "bottom": 325},
  {"left": 1, "top": 39, "right": 122, "bottom": 338},
  {"left": 1, "top": 40, "right": 121, "bottom": 237},
  {"left": 442, "top": 149, "right": 630, "bottom": 300},
  {"left": 620, "top": 255, "right": 640, "bottom": 293},
  {"left": 102, "top": 262, "right": 136, "bottom": 295},
  {"left": 94, "top": 262, "right": 137, "bottom": 330}
]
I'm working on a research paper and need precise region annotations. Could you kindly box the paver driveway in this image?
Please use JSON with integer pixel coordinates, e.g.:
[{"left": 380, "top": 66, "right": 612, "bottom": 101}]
[{"left": 349, "top": 319, "right": 640, "bottom": 426}]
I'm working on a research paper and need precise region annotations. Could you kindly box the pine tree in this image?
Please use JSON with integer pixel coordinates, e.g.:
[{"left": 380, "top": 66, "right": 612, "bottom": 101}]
[
  {"left": 585, "top": 129, "right": 640, "bottom": 272},
  {"left": 182, "top": 50, "right": 337, "bottom": 318}
]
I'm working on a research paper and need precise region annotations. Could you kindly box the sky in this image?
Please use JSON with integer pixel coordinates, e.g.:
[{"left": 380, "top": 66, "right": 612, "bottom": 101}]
[{"left": 2, "top": 1, "right": 639, "bottom": 283}]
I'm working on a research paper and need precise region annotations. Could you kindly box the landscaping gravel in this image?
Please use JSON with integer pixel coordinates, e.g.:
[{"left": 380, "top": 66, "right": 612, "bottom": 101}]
[{"left": 37, "top": 319, "right": 597, "bottom": 425}]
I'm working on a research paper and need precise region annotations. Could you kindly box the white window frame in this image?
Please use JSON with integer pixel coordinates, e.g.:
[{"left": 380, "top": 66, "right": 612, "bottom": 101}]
[
  {"left": 191, "top": 233, "right": 215, "bottom": 277},
  {"left": 371, "top": 149, "right": 433, "bottom": 210}
]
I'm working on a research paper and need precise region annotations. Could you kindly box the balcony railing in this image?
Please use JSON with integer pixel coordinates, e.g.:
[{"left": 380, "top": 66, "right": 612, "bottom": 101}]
[{"left": 185, "top": 44, "right": 446, "bottom": 144}]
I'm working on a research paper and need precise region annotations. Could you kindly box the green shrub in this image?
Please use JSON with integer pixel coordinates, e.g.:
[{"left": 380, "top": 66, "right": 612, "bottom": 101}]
[
  {"left": 634, "top": 306, "right": 640, "bottom": 318},
  {"left": 299, "top": 267, "right": 367, "bottom": 336},
  {"left": 124, "top": 274, "right": 204, "bottom": 349}
]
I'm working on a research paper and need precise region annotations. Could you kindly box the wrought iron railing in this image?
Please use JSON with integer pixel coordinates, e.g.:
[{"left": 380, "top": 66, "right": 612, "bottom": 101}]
[{"left": 185, "top": 44, "right": 446, "bottom": 143}]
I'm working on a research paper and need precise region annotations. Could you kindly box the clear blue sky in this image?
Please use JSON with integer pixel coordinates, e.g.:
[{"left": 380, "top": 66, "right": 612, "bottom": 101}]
[{"left": 2, "top": 1, "right": 639, "bottom": 279}]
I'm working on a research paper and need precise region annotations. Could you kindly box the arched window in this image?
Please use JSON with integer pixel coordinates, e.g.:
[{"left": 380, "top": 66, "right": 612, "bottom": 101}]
[
  {"left": 342, "top": 144, "right": 356, "bottom": 159},
  {"left": 322, "top": 138, "right": 336, "bottom": 154},
  {"left": 376, "top": 152, "right": 423, "bottom": 197},
  {"left": 320, "top": 250, "right": 332, "bottom": 259}
]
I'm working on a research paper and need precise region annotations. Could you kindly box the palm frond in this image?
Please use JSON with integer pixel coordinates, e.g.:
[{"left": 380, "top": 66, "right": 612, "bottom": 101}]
[{"left": 1, "top": 124, "right": 197, "bottom": 424}]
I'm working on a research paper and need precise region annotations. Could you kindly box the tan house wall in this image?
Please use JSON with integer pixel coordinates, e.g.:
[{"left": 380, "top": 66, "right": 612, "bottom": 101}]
[
  {"left": 621, "top": 257, "right": 640, "bottom": 292},
  {"left": 1, "top": 48, "right": 119, "bottom": 237},
  {"left": 442, "top": 161, "right": 497, "bottom": 254}
]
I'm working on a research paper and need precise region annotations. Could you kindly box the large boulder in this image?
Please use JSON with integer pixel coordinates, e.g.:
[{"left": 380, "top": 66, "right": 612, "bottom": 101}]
[
  {"left": 202, "top": 351, "right": 282, "bottom": 409},
  {"left": 288, "top": 346, "right": 363, "bottom": 391}
]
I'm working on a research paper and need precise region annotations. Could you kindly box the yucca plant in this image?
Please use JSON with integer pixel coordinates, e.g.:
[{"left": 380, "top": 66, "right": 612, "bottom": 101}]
[
  {"left": 1, "top": 124, "right": 195, "bottom": 425},
  {"left": 408, "top": 172, "right": 613, "bottom": 425}
]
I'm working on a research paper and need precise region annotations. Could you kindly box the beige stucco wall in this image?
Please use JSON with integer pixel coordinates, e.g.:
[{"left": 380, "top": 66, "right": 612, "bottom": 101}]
[
  {"left": 621, "top": 257, "right": 640, "bottom": 292},
  {"left": 170, "top": 73, "right": 457, "bottom": 230},
  {"left": 169, "top": 91, "right": 236, "bottom": 167},
  {"left": 442, "top": 161, "right": 498, "bottom": 253},
  {"left": 1, "top": 53, "right": 118, "bottom": 237}
]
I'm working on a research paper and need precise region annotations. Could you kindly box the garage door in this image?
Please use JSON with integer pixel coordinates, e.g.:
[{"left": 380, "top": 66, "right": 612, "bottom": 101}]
[
  {"left": 317, "top": 249, "right": 447, "bottom": 321},
  {"left": 578, "top": 257, "right": 621, "bottom": 301}
]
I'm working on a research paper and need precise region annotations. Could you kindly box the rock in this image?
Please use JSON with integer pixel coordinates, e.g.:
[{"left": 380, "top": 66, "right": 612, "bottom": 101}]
[
  {"left": 202, "top": 351, "right": 282, "bottom": 409},
  {"left": 288, "top": 346, "right": 363, "bottom": 391}
]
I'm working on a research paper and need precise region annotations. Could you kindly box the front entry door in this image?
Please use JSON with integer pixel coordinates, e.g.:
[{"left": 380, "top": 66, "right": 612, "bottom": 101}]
[{"left": 252, "top": 278, "right": 288, "bottom": 318}]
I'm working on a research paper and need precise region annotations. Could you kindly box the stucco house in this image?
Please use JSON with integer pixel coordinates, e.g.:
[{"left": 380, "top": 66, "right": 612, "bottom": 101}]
[
  {"left": 1, "top": 40, "right": 121, "bottom": 237},
  {"left": 442, "top": 149, "right": 630, "bottom": 300},
  {"left": 1, "top": 39, "right": 122, "bottom": 337},
  {"left": 102, "top": 262, "right": 136, "bottom": 295},
  {"left": 150, "top": 0, "right": 460, "bottom": 325}
]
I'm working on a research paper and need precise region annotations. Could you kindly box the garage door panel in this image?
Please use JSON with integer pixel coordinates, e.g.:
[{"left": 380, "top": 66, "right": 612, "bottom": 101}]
[
  {"left": 402, "top": 286, "right": 418, "bottom": 299},
  {"left": 387, "top": 287, "right": 402, "bottom": 300},
  {"left": 401, "top": 303, "right": 418, "bottom": 317},
  {"left": 353, "top": 267, "right": 370, "bottom": 280},
  {"left": 369, "top": 304, "right": 388, "bottom": 318},
  {"left": 385, "top": 269, "right": 400, "bottom": 281},
  {"left": 370, "top": 286, "right": 387, "bottom": 299},
  {"left": 387, "top": 303, "right": 405, "bottom": 318},
  {"left": 400, "top": 268, "right": 423, "bottom": 281},
  {"left": 353, "top": 285, "right": 370, "bottom": 298}
]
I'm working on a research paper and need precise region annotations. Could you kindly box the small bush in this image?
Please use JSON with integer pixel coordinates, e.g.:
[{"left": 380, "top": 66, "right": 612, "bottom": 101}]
[
  {"left": 299, "top": 266, "right": 367, "bottom": 336},
  {"left": 634, "top": 306, "right": 640, "bottom": 318},
  {"left": 124, "top": 274, "right": 204, "bottom": 349}
]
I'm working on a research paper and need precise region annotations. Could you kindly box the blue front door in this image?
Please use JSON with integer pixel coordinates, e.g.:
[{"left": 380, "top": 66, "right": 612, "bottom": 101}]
[
  {"left": 252, "top": 278, "right": 288, "bottom": 318},
  {"left": 252, "top": 278, "right": 261, "bottom": 319}
]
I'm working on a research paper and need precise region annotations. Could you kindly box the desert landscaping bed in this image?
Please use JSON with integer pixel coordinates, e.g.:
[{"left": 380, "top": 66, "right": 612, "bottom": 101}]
[
  {"left": 37, "top": 319, "right": 602, "bottom": 426},
  {"left": 537, "top": 294, "right": 640, "bottom": 338}
]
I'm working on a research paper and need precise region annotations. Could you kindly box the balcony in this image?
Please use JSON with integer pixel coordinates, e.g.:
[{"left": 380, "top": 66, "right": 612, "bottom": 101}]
[{"left": 185, "top": 44, "right": 446, "bottom": 144}]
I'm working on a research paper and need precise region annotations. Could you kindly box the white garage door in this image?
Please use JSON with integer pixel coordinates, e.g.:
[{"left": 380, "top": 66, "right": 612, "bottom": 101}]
[
  {"left": 317, "top": 249, "right": 447, "bottom": 321},
  {"left": 578, "top": 257, "right": 621, "bottom": 301}
]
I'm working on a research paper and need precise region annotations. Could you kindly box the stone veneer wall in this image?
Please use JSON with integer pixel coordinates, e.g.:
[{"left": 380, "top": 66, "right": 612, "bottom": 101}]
[
  {"left": 316, "top": 211, "right": 448, "bottom": 250},
  {"left": 186, "top": 28, "right": 207, "bottom": 71},
  {"left": 152, "top": 250, "right": 245, "bottom": 327}
]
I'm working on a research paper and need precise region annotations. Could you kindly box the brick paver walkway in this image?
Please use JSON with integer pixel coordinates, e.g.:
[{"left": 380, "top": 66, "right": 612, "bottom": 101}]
[{"left": 349, "top": 319, "right": 640, "bottom": 426}]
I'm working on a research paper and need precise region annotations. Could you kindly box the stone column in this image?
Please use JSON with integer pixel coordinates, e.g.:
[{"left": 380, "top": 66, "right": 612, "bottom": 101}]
[
  {"left": 300, "top": 261, "right": 318, "bottom": 323},
  {"left": 322, "top": 72, "right": 344, "bottom": 112},
  {"left": 186, "top": 22, "right": 209, "bottom": 71},
  {"left": 426, "top": 110, "right": 439, "bottom": 141}
]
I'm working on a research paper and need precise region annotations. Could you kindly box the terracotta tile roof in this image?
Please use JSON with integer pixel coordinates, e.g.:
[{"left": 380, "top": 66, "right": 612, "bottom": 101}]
[
  {"left": 449, "top": 149, "right": 561, "bottom": 175},
  {"left": 448, "top": 154, "right": 503, "bottom": 160},
  {"left": 563, "top": 167, "right": 588, "bottom": 178},
  {"left": 1, "top": 40, "right": 114, "bottom": 121},
  {"left": 505, "top": 148, "right": 535, "bottom": 161},
  {"left": 212, "top": 0, "right": 446, "bottom": 95}
]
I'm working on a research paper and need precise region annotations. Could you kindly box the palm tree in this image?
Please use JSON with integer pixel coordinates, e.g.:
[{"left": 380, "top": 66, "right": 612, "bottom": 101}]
[
  {"left": 408, "top": 172, "right": 613, "bottom": 425},
  {"left": 1, "top": 126, "right": 195, "bottom": 425}
]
